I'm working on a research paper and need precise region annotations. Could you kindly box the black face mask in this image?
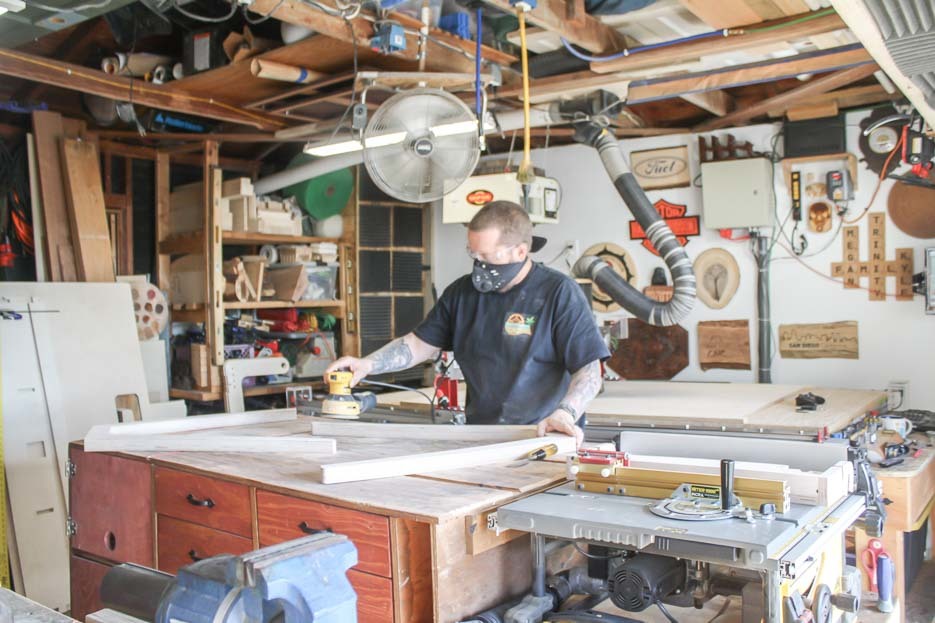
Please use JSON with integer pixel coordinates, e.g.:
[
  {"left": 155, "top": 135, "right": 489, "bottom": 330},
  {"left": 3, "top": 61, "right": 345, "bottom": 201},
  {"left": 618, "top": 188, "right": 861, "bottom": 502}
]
[{"left": 471, "top": 259, "right": 526, "bottom": 293}]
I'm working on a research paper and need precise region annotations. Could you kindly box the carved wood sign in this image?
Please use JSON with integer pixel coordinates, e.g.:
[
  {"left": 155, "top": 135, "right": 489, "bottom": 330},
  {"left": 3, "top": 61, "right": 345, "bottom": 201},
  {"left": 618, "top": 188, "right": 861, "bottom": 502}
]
[
  {"left": 697, "top": 320, "right": 750, "bottom": 371},
  {"left": 779, "top": 321, "right": 858, "bottom": 359},
  {"left": 629, "top": 146, "right": 691, "bottom": 189}
]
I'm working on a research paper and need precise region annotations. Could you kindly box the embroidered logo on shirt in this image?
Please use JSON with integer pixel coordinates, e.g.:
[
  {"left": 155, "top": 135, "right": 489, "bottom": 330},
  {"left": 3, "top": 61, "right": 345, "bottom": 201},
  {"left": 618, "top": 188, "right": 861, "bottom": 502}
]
[{"left": 504, "top": 312, "right": 536, "bottom": 336}]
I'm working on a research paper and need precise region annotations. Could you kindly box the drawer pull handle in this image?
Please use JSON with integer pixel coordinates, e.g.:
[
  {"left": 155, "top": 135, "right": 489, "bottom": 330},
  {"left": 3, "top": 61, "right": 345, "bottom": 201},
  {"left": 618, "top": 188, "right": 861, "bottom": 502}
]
[
  {"left": 188, "top": 549, "right": 203, "bottom": 562},
  {"left": 298, "top": 521, "right": 332, "bottom": 535},
  {"left": 186, "top": 493, "right": 215, "bottom": 508}
]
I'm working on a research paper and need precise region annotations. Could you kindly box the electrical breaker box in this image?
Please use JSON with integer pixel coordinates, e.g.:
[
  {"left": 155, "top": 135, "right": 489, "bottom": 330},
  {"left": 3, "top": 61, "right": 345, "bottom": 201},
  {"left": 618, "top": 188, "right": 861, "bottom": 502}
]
[
  {"left": 700, "top": 158, "right": 774, "bottom": 229},
  {"left": 443, "top": 173, "right": 560, "bottom": 224}
]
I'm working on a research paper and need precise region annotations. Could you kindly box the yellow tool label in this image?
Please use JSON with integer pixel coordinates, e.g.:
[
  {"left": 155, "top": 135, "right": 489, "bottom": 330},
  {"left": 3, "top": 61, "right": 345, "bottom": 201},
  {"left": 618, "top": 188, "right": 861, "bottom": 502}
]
[{"left": 689, "top": 484, "right": 721, "bottom": 499}]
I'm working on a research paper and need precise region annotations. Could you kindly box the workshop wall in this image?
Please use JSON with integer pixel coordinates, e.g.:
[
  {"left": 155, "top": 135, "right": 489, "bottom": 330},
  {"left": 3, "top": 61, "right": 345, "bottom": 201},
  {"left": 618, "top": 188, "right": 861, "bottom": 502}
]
[{"left": 431, "top": 110, "right": 935, "bottom": 409}]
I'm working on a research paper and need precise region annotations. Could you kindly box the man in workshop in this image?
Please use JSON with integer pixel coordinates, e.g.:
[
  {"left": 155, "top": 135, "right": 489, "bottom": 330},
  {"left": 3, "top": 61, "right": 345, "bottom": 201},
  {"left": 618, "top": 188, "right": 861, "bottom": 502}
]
[{"left": 327, "top": 201, "right": 609, "bottom": 446}]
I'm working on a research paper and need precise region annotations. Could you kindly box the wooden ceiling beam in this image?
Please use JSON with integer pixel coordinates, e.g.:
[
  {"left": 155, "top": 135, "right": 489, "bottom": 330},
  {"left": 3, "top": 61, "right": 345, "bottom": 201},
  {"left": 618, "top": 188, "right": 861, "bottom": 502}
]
[
  {"left": 680, "top": 90, "right": 735, "bottom": 116},
  {"left": 590, "top": 9, "right": 847, "bottom": 74},
  {"left": 478, "top": 0, "right": 627, "bottom": 53},
  {"left": 627, "top": 45, "right": 873, "bottom": 102},
  {"left": 694, "top": 62, "right": 879, "bottom": 131},
  {"left": 494, "top": 45, "right": 871, "bottom": 109},
  {"left": 0, "top": 49, "right": 285, "bottom": 131},
  {"left": 766, "top": 84, "right": 899, "bottom": 117}
]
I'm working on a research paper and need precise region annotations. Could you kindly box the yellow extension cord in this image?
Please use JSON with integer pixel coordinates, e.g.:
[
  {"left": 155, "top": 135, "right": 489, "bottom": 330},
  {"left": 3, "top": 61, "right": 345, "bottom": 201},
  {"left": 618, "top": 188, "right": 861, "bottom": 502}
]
[{"left": 516, "top": 8, "right": 535, "bottom": 184}]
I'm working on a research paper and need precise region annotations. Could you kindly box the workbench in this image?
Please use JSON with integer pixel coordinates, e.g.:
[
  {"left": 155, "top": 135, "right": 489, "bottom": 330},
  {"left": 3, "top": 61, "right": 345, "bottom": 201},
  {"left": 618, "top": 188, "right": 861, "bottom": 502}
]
[
  {"left": 68, "top": 382, "right": 903, "bottom": 623},
  {"left": 855, "top": 432, "right": 935, "bottom": 623},
  {"left": 67, "top": 419, "right": 570, "bottom": 623}
]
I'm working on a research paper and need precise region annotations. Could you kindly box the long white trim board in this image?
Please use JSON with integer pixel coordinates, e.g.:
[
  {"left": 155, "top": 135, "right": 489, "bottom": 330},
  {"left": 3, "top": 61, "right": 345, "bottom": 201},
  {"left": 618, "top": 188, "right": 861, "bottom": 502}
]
[
  {"left": 85, "top": 409, "right": 335, "bottom": 453},
  {"left": 320, "top": 434, "right": 576, "bottom": 484},
  {"left": 309, "top": 420, "right": 538, "bottom": 442},
  {"left": 102, "top": 409, "right": 296, "bottom": 436},
  {"left": 84, "top": 431, "right": 336, "bottom": 454}
]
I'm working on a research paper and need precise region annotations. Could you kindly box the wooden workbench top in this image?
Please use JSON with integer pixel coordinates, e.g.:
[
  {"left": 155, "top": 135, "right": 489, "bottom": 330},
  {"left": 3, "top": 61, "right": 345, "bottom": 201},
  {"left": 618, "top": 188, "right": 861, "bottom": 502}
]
[
  {"left": 118, "top": 419, "right": 567, "bottom": 524},
  {"left": 379, "top": 381, "right": 886, "bottom": 435}
]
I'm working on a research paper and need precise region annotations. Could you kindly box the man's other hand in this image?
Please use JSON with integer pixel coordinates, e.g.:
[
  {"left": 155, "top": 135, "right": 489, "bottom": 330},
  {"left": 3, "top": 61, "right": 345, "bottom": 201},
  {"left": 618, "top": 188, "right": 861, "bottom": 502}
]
[
  {"left": 325, "top": 357, "right": 373, "bottom": 387},
  {"left": 537, "top": 410, "right": 584, "bottom": 448}
]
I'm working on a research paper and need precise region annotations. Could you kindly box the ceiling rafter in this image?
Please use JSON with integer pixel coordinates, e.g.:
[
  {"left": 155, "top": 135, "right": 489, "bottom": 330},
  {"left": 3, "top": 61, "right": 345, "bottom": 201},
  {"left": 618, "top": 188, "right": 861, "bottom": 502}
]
[
  {"left": 694, "top": 62, "right": 880, "bottom": 131},
  {"left": 0, "top": 48, "right": 285, "bottom": 131},
  {"left": 590, "top": 9, "right": 847, "bottom": 74}
]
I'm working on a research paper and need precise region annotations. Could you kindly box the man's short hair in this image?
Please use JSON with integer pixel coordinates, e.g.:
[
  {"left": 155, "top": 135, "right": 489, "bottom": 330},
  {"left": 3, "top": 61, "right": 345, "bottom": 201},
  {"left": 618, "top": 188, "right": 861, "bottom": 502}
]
[{"left": 467, "top": 201, "right": 533, "bottom": 248}]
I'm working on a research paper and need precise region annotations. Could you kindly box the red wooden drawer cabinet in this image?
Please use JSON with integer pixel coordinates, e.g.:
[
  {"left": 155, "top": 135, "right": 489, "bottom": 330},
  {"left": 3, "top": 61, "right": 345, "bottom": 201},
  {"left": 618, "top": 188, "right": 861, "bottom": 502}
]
[
  {"left": 256, "top": 490, "right": 392, "bottom": 578},
  {"left": 154, "top": 467, "right": 252, "bottom": 537},
  {"left": 69, "top": 445, "right": 153, "bottom": 565},
  {"left": 349, "top": 569, "right": 394, "bottom": 623},
  {"left": 70, "top": 552, "right": 112, "bottom": 622},
  {"left": 156, "top": 515, "right": 253, "bottom": 575}
]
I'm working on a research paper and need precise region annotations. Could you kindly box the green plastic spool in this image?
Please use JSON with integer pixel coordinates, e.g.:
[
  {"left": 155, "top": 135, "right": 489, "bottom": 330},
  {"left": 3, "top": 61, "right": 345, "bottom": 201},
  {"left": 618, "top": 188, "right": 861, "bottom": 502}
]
[{"left": 282, "top": 154, "right": 354, "bottom": 221}]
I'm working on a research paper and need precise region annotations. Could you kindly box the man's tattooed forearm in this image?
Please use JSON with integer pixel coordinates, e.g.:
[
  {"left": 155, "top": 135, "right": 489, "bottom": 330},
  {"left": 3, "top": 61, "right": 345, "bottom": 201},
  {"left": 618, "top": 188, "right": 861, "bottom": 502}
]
[
  {"left": 562, "top": 360, "right": 602, "bottom": 414},
  {"left": 365, "top": 338, "right": 414, "bottom": 374}
]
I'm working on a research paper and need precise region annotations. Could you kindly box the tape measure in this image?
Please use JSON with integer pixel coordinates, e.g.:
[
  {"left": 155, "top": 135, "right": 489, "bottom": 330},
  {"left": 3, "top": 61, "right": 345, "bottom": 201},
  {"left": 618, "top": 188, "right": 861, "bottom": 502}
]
[{"left": 0, "top": 349, "right": 11, "bottom": 588}]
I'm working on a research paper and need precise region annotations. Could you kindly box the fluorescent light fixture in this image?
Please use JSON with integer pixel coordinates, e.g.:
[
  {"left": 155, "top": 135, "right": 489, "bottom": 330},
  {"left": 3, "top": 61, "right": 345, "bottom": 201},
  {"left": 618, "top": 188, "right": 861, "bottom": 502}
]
[
  {"left": 431, "top": 119, "right": 478, "bottom": 137},
  {"left": 0, "top": 0, "right": 26, "bottom": 13},
  {"left": 304, "top": 139, "right": 362, "bottom": 157},
  {"left": 364, "top": 131, "right": 407, "bottom": 148},
  {"left": 303, "top": 131, "right": 407, "bottom": 157}
]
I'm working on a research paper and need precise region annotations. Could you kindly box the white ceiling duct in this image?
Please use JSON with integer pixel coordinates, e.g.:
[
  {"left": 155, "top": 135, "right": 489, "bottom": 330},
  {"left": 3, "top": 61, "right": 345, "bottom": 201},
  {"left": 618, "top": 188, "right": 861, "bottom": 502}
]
[{"left": 831, "top": 0, "right": 935, "bottom": 127}]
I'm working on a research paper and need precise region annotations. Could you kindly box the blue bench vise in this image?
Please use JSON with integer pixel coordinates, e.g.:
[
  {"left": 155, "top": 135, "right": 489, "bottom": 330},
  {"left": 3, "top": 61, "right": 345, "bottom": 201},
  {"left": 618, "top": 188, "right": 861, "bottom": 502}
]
[{"left": 99, "top": 533, "right": 358, "bottom": 623}]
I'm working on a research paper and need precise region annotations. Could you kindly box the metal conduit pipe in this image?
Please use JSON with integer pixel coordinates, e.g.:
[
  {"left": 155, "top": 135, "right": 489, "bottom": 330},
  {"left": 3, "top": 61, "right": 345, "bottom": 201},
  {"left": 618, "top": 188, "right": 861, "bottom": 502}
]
[
  {"left": 252, "top": 104, "right": 563, "bottom": 195},
  {"left": 572, "top": 128, "right": 696, "bottom": 326}
]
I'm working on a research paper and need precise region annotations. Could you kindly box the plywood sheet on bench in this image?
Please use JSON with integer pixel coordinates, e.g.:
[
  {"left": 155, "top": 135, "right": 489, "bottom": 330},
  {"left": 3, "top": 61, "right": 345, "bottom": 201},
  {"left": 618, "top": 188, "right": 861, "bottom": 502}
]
[
  {"left": 378, "top": 382, "right": 884, "bottom": 433},
  {"left": 120, "top": 420, "right": 565, "bottom": 522},
  {"left": 417, "top": 459, "right": 567, "bottom": 493},
  {"left": 743, "top": 386, "right": 885, "bottom": 433},
  {"left": 586, "top": 381, "right": 796, "bottom": 423}
]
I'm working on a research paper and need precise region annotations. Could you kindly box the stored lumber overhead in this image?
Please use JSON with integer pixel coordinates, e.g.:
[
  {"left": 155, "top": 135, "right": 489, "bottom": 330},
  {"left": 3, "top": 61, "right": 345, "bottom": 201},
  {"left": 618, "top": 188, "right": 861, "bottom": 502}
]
[
  {"left": 694, "top": 63, "right": 879, "bottom": 131},
  {"left": 590, "top": 10, "right": 848, "bottom": 74},
  {"left": 59, "top": 138, "right": 114, "bottom": 282},
  {"left": 247, "top": 0, "right": 508, "bottom": 73},
  {"left": 0, "top": 49, "right": 284, "bottom": 130}
]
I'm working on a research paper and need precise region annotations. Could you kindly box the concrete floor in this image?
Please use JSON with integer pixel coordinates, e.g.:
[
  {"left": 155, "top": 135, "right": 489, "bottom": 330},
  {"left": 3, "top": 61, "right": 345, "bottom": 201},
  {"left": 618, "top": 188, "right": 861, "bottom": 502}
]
[{"left": 906, "top": 561, "right": 935, "bottom": 623}]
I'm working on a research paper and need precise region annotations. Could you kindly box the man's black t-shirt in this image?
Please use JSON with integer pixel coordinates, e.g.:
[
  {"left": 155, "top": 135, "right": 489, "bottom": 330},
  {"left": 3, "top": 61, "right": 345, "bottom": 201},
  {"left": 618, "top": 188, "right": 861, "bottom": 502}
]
[{"left": 414, "top": 263, "right": 610, "bottom": 425}]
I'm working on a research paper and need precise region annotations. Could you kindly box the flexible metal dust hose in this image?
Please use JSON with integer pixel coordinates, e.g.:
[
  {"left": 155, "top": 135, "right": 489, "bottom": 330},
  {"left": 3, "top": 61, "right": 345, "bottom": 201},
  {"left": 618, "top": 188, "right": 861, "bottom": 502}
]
[{"left": 572, "top": 130, "right": 695, "bottom": 326}]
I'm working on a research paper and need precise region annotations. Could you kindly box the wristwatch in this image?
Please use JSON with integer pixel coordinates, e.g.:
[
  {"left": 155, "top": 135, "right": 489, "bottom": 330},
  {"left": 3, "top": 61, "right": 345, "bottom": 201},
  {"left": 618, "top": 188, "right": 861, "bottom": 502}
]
[{"left": 557, "top": 402, "right": 579, "bottom": 423}]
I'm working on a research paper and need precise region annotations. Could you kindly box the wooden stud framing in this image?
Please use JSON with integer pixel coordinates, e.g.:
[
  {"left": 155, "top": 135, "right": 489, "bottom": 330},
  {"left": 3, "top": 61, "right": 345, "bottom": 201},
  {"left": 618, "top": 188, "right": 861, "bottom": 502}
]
[
  {"left": 203, "top": 144, "right": 225, "bottom": 366},
  {"left": 155, "top": 152, "right": 171, "bottom": 290}
]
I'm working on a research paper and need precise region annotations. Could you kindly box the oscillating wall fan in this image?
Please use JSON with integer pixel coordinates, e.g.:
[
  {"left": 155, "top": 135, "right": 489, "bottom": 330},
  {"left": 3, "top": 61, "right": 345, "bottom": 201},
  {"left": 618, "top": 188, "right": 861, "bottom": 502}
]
[{"left": 363, "top": 88, "right": 481, "bottom": 204}]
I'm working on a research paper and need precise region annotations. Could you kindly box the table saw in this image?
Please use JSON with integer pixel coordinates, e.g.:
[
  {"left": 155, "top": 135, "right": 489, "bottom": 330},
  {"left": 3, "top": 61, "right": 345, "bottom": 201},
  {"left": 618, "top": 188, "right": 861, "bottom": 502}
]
[{"left": 488, "top": 429, "right": 885, "bottom": 623}]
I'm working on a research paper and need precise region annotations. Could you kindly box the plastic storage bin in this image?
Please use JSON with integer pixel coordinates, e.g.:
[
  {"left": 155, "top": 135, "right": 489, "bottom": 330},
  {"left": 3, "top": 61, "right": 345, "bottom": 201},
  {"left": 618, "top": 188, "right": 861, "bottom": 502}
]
[{"left": 301, "top": 263, "right": 338, "bottom": 301}]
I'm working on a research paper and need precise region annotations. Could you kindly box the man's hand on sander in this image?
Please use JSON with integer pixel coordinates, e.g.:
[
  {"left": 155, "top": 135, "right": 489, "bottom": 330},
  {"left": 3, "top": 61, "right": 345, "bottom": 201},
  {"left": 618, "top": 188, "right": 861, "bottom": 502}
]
[
  {"left": 326, "top": 357, "right": 373, "bottom": 387},
  {"left": 537, "top": 410, "right": 584, "bottom": 448}
]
